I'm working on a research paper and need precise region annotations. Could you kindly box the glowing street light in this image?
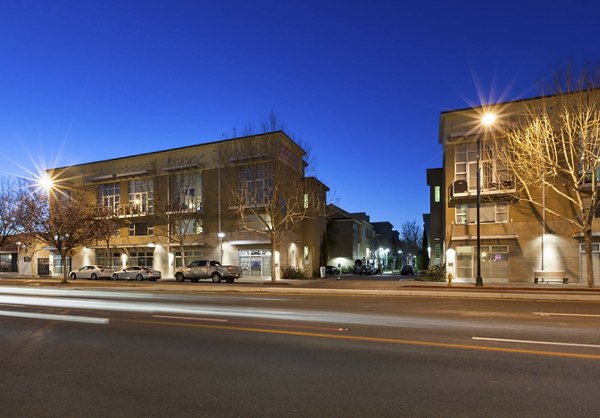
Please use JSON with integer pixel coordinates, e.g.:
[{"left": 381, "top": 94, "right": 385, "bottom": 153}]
[{"left": 476, "top": 111, "right": 497, "bottom": 287}]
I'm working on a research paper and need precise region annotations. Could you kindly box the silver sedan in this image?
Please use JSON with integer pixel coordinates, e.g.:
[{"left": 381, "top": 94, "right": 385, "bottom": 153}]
[
  {"left": 111, "top": 266, "right": 161, "bottom": 281},
  {"left": 69, "top": 265, "right": 112, "bottom": 280}
]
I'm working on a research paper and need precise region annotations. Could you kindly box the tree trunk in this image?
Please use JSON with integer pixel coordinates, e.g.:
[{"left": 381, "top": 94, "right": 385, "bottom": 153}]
[
  {"left": 271, "top": 233, "right": 278, "bottom": 282},
  {"left": 61, "top": 253, "right": 69, "bottom": 284},
  {"left": 584, "top": 228, "right": 595, "bottom": 288}
]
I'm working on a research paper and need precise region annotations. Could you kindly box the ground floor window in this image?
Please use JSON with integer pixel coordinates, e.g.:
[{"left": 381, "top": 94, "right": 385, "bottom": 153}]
[
  {"left": 0, "top": 253, "right": 17, "bottom": 272},
  {"left": 455, "top": 245, "right": 509, "bottom": 280},
  {"left": 579, "top": 243, "right": 600, "bottom": 281},
  {"left": 129, "top": 251, "right": 153, "bottom": 267},
  {"left": 174, "top": 248, "right": 204, "bottom": 268},
  {"left": 239, "top": 250, "right": 271, "bottom": 278},
  {"left": 52, "top": 255, "right": 72, "bottom": 276},
  {"left": 97, "top": 252, "right": 122, "bottom": 270}
]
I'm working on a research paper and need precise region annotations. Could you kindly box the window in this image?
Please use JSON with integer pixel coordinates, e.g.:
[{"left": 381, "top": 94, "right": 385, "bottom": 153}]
[
  {"left": 128, "top": 179, "right": 154, "bottom": 215},
  {"left": 97, "top": 252, "right": 122, "bottom": 270},
  {"left": 173, "top": 172, "right": 202, "bottom": 211},
  {"left": 434, "top": 186, "right": 440, "bottom": 203},
  {"left": 98, "top": 182, "right": 120, "bottom": 215},
  {"left": 304, "top": 193, "right": 309, "bottom": 209},
  {"left": 303, "top": 246, "right": 309, "bottom": 260},
  {"left": 454, "top": 141, "right": 512, "bottom": 191},
  {"left": 240, "top": 164, "right": 272, "bottom": 206},
  {"left": 455, "top": 202, "right": 508, "bottom": 224},
  {"left": 175, "top": 218, "right": 203, "bottom": 235},
  {"left": 175, "top": 249, "right": 204, "bottom": 268},
  {"left": 129, "top": 251, "right": 153, "bottom": 267},
  {"left": 129, "top": 222, "right": 154, "bottom": 236}
]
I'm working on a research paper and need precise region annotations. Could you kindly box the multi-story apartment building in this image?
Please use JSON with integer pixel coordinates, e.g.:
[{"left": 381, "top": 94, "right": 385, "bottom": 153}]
[
  {"left": 426, "top": 168, "right": 445, "bottom": 267},
  {"left": 439, "top": 95, "right": 598, "bottom": 284},
  {"left": 326, "top": 205, "right": 375, "bottom": 270},
  {"left": 27, "top": 131, "right": 328, "bottom": 279}
]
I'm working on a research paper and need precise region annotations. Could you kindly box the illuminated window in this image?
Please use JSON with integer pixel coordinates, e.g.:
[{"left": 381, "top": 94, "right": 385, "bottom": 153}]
[
  {"left": 303, "top": 246, "right": 309, "bottom": 260},
  {"left": 240, "top": 164, "right": 272, "bottom": 206},
  {"left": 304, "top": 193, "right": 309, "bottom": 209},
  {"left": 97, "top": 182, "right": 120, "bottom": 215},
  {"left": 129, "top": 179, "right": 154, "bottom": 215},
  {"left": 434, "top": 186, "right": 440, "bottom": 202},
  {"left": 173, "top": 172, "right": 202, "bottom": 211},
  {"left": 455, "top": 202, "right": 508, "bottom": 224}
]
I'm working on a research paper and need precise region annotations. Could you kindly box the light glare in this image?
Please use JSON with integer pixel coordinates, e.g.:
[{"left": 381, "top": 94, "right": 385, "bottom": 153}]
[{"left": 482, "top": 112, "right": 496, "bottom": 126}]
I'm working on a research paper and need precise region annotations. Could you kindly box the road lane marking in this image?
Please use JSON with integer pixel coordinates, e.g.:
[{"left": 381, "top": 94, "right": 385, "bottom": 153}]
[
  {"left": 152, "top": 315, "right": 349, "bottom": 332},
  {"left": 534, "top": 312, "right": 600, "bottom": 318},
  {"left": 123, "top": 318, "right": 600, "bottom": 361},
  {"left": 0, "top": 310, "right": 109, "bottom": 324},
  {"left": 472, "top": 336, "right": 600, "bottom": 349},
  {"left": 153, "top": 315, "right": 228, "bottom": 322}
]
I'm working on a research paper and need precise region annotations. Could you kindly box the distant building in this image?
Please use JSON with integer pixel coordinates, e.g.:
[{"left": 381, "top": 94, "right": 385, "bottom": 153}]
[{"left": 326, "top": 205, "right": 375, "bottom": 270}]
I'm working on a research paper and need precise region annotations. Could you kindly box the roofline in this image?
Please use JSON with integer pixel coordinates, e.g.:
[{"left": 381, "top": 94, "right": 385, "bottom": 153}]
[
  {"left": 440, "top": 87, "right": 600, "bottom": 115},
  {"left": 48, "top": 130, "right": 305, "bottom": 171}
]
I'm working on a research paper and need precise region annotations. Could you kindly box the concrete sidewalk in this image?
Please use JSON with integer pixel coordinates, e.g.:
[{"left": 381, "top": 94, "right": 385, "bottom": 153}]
[{"left": 2, "top": 273, "right": 600, "bottom": 301}]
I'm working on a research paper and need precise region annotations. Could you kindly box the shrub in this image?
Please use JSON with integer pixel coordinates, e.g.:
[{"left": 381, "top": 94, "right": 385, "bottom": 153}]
[
  {"left": 416, "top": 265, "right": 446, "bottom": 282},
  {"left": 283, "top": 266, "right": 308, "bottom": 280}
]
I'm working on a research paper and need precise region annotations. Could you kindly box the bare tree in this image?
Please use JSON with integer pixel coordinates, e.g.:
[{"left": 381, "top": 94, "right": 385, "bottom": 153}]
[
  {"left": 495, "top": 63, "right": 600, "bottom": 287},
  {"left": 153, "top": 168, "right": 205, "bottom": 268},
  {"left": 399, "top": 220, "right": 422, "bottom": 258},
  {"left": 93, "top": 206, "right": 121, "bottom": 270},
  {"left": 219, "top": 132, "right": 325, "bottom": 281},
  {"left": 0, "top": 176, "right": 26, "bottom": 248},
  {"left": 19, "top": 186, "right": 105, "bottom": 283}
]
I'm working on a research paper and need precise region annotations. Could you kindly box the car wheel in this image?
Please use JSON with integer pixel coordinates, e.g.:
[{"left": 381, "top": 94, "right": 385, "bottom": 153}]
[
  {"left": 112, "top": 274, "right": 119, "bottom": 280},
  {"left": 211, "top": 273, "right": 222, "bottom": 283},
  {"left": 69, "top": 273, "right": 77, "bottom": 280},
  {"left": 136, "top": 274, "right": 144, "bottom": 281},
  {"left": 190, "top": 277, "right": 199, "bottom": 283},
  {"left": 175, "top": 272, "right": 185, "bottom": 282},
  {"left": 225, "top": 278, "right": 234, "bottom": 284},
  {"left": 91, "top": 273, "right": 97, "bottom": 280}
]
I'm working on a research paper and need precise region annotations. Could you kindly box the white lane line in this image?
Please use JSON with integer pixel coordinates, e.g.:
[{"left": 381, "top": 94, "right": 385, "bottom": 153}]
[
  {"left": 473, "top": 336, "right": 600, "bottom": 349},
  {"left": 153, "top": 315, "right": 228, "bottom": 322},
  {"left": 534, "top": 312, "right": 600, "bottom": 318},
  {"left": 0, "top": 310, "right": 109, "bottom": 324}
]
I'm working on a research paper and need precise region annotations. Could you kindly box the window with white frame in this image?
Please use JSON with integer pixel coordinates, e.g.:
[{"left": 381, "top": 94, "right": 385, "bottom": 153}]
[
  {"left": 455, "top": 202, "right": 508, "bottom": 224},
  {"left": 128, "top": 179, "right": 154, "bottom": 214},
  {"left": 98, "top": 182, "right": 120, "bottom": 215},
  {"left": 454, "top": 141, "right": 511, "bottom": 191},
  {"left": 173, "top": 172, "right": 202, "bottom": 211}
]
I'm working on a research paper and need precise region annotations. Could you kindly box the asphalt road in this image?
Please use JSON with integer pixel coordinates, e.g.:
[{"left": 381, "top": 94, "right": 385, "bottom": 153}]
[{"left": 1, "top": 287, "right": 600, "bottom": 417}]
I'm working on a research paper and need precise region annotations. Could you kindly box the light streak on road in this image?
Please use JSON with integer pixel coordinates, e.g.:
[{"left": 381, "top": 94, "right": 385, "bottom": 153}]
[
  {"left": 534, "top": 312, "right": 600, "bottom": 318},
  {"left": 0, "top": 310, "right": 109, "bottom": 324},
  {"left": 472, "top": 336, "right": 600, "bottom": 349}
]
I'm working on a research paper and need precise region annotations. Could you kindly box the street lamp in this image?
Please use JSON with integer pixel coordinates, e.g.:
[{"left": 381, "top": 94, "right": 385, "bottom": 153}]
[
  {"left": 218, "top": 232, "right": 225, "bottom": 263},
  {"left": 476, "top": 112, "right": 497, "bottom": 287}
]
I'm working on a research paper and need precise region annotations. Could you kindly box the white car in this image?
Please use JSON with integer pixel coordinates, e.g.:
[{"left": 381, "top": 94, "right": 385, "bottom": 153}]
[
  {"left": 69, "top": 265, "right": 112, "bottom": 280},
  {"left": 111, "top": 266, "right": 161, "bottom": 281}
]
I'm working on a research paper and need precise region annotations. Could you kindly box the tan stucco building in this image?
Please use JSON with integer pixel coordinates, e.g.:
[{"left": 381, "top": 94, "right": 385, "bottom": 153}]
[
  {"left": 440, "top": 96, "right": 598, "bottom": 285},
  {"left": 23, "top": 131, "right": 328, "bottom": 279}
]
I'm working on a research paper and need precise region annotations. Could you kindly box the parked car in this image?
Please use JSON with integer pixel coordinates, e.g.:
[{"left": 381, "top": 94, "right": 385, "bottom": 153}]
[
  {"left": 111, "top": 266, "right": 161, "bottom": 281},
  {"left": 357, "top": 264, "right": 377, "bottom": 275},
  {"left": 326, "top": 265, "right": 340, "bottom": 275},
  {"left": 174, "top": 260, "right": 243, "bottom": 283},
  {"left": 69, "top": 265, "right": 112, "bottom": 280},
  {"left": 401, "top": 265, "right": 415, "bottom": 275}
]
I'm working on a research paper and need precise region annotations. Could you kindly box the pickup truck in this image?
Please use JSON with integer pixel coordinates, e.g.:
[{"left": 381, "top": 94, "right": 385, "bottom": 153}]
[{"left": 174, "top": 260, "right": 243, "bottom": 283}]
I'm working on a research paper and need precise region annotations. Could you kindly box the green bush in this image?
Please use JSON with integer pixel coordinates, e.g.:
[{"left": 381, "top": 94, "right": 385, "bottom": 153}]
[
  {"left": 416, "top": 265, "right": 446, "bottom": 282},
  {"left": 283, "top": 266, "right": 308, "bottom": 280}
]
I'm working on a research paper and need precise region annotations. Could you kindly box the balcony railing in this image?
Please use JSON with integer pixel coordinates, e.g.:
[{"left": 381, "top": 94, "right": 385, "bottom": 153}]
[
  {"left": 165, "top": 199, "right": 204, "bottom": 214},
  {"left": 448, "top": 177, "right": 516, "bottom": 201},
  {"left": 117, "top": 204, "right": 154, "bottom": 217}
]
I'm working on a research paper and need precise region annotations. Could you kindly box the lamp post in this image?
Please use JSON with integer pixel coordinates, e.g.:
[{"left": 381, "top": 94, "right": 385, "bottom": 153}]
[{"left": 476, "top": 112, "right": 496, "bottom": 287}]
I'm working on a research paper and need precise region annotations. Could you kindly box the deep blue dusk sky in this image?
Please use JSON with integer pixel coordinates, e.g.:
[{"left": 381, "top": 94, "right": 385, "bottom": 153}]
[{"left": 1, "top": 0, "right": 599, "bottom": 230}]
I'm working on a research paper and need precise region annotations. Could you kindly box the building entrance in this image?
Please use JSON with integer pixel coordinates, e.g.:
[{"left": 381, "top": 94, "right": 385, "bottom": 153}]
[{"left": 239, "top": 250, "right": 271, "bottom": 278}]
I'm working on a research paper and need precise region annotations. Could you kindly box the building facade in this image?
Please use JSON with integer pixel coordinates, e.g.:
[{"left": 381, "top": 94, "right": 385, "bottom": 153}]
[
  {"left": 23, "top": 131, "right": 328, "bottom": 279},
  {"left": 326, "top": 205, "right": 375, "bottom": 270},
  {"left": 426, "top": 168, "right": 445, "bottom": 267},
  {"left": 440, "top": 96, "right": 599, "bottom": 285}
]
